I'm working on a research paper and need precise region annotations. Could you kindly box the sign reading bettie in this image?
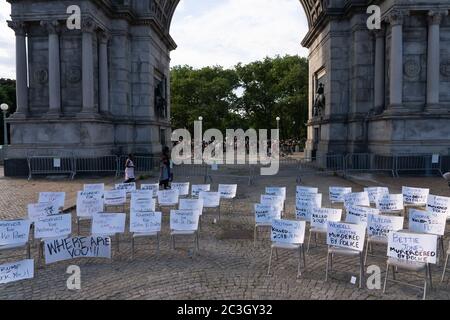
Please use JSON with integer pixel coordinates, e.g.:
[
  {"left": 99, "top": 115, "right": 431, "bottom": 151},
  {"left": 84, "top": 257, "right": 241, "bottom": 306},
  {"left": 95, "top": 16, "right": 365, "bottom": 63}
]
[{"left": 388, "top": 232, "right": 437, "bottom": 264}]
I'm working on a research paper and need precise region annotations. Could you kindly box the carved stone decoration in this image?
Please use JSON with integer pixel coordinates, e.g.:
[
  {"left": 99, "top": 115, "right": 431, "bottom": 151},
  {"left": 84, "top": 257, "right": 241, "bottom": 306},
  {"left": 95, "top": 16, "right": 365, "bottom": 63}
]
[
  {"left": 404, "top": 59, "right": 421, "bottom": 78},
  {"left": 67, "top": 66, "right": 82, "bottom": 83},
  {"left": 81, "top": 17, "right": 97, "bottom": 33},
  {"left": 99, "top": 31, "right": 111, "bottom": 45},
  {"left": 7, "top": 20, "right": 27, "bottom": 36},
  {"left": 34, "top": 68, "right": 49, "bottom": 84},
  {"left": 40, "top": 20, "right": 61, "bottom": 34},
  {"left": 387, "top": 10, "right": 404, "bottom": 26},
  {"left": 441, "top": 59, "right": 450, "bottom": 78},
  {"left": 299, "top": 0, "right": 325, "bottom": 27},
  {"left": 428, "top": 10, "right": 448, "bottom": 25}
]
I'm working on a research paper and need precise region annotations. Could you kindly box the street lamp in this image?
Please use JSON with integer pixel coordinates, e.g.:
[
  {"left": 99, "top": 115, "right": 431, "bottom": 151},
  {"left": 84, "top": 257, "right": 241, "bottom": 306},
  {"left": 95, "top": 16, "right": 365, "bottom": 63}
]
[
  {"left": 198, "top": 116, "right": 203, "bottom": 122},
  {"left": 0, "top": 103, "right": 9, "bottom": 146},
  {"left": 276, "top": 117, "right": 280, "bottom": 130}
]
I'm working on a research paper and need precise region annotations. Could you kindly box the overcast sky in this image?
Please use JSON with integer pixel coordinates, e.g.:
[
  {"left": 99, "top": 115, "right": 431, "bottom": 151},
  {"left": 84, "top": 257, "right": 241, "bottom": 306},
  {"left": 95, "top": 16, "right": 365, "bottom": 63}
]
[{"left": 0, "top": 0, "right": 308, "bottom": 79}]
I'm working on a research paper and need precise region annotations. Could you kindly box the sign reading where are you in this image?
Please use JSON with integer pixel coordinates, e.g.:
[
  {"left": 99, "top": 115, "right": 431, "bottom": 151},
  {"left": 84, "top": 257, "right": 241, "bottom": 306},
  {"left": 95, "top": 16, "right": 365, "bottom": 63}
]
[
  {"left": 271, "top": 219, "right": 306, "bottom": 244},
  {"left": 327, "top": 221, "right": 366, "bottom": 252},
  {"left": 0, "top": 259, "right": 34, "bottom": 284},
  {"left": 388, "top": 232, "right": 438, "bottom": 264}
]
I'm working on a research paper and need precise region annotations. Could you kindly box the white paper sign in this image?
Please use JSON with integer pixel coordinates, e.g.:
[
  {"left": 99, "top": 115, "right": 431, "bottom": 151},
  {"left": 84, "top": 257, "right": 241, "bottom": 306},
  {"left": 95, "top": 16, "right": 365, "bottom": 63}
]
[
  {"left": 388, "top": 232, "right": 438, "bottom": 264},
  {"left": 115, "top": 182, "right": 137, "bottom": 193},
  {"left": 92, "top": 213, "right": 126, "bottom": 235},
  {"left": 271, "top": 219, "right": 306, "bottom": 244},
  {"left": 329, "top": 187, "right": 352, "bottom": 203},
  {"left": 179, "top": 199, "right": 204, "bottom": 216},
  {"left": 171, "top": 183, "right": 190, "bottom": 196},
  {"left": 39, "top": 192, "right": 65, "bottom": 209},
  {"left": 218, "top": 184, "right": 238, "bottom": 199},
  {"left": 53, "top": 158, "right": 61, "bottom": 168},
  {"left": 192, "top": 185, "right": 211, "bottom": 198},
  {"left": 344, "top": 192, "right": 370, "bottom": 210},
  {"left": 170, "top": 210, "right": 200, "bottom": 231},
  {"left": 346, "top": 206, "right": 380, "bottom": 225},
  {"left": 44, "top": 236, "right": 111, "bottom": 264},
  {"left": 296, "top": 193, "right": 322, "bottom": 220},
  {"left": 200, "top": 191, "right": 221, "bottom": 208},
  {"left": 376, "top": 194, "right": 404, "bottom": 212},
  {"left": 266, "top": 187, "right": 287, "bottom": 201},
  {"left": 311, "top": 208, "right": 342, "bottom": 230},
  {"left": 327, "top": 221, "right": 366, "bottom": 252},
  {"left": 104, "top": 190, "right": 127, "bottom": 206},
  {"left": 409, "top": 209, "right": 447, "bottom": 236},
  {"left": 427, "top": 195, "right": 450, "bottom": 217},
  {"left": 367, "top": 214, "right": 404, "bottom": 239},
  {"left": 130, "top": 211, "right": 162, "bottom": 233},
  {"left": 77, "top": 191, "right": 104, "bottom": 218},
  {"left": 296, "top": 186, "right": 319, "bottom": 196},
  {"left": 84, "top": 184, "right": 105, "bottom": 192},
  {"left": 0, "top": 259, "right": 34, "bottom": 284},
  {"left": 432, "top": 154, "right": 440, "bottom": 164},
  {"left": 402, "top": 186, "right": 429, "bottom": 205},
  {"left": 158, "top": 189, "right": 179, "bottom": 206},
  {"left": 255, "top": 204, "right": 282, "bottom": 225},
  {"left": 28, "top": 203, "right": 59, "bottom": 222},
  {"left": 0, "top": 220, "right": 31, "bottom": 246},
  {"left": 364, "top": 187, "right": 389, "bottom": 204},
  {"left": 130, "top": 190, "right": 153, "bottom": 201},
  {"left": 34, "top": 214, "right": 72, "bottom": 239},
  {"left": 131, "top": 198, "right": 156, "bottom": 212},
  {"left": 141, "top": 184, "right": 160, "bottom": 198}
]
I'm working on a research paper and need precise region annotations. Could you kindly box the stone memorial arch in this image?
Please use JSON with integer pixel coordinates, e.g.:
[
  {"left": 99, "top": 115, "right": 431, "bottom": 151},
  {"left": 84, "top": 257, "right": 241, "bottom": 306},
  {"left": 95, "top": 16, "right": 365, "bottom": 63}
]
[{"left": 4, "top": 0, "right": 450, "bottom": 175}]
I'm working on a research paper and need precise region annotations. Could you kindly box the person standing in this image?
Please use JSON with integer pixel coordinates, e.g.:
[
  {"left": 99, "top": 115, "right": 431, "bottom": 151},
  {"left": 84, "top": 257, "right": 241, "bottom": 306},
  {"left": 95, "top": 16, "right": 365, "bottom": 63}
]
[
  {"left": 124, "top": 154, "right": 136, "bottom": 183},
  {"left": 159, "top": 146, "right": 172, "bottom": 189}
]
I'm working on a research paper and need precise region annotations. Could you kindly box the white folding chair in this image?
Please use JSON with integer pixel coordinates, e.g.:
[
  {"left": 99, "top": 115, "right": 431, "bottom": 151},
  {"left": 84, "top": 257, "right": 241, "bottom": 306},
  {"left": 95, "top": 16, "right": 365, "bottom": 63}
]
[
  {"left": 199, "top": 192, "right": 221, "bottom": 221},
  {"left": 170, "top": 210, "right": 200, "bottom": 255},
  {"left": 218, "top": 184, "right": 237, "bottom": 214},
  {"left": 254, "top": 204, "right": 281, "bottom": 247},
  {"left": 91, "top": 213, "right": 126, "bottom": 256},
  {"left": 130, "top": 211, "right": 162, "bottom": 259},
  {"left": 0, "top": 219, "right": 32, "bottom": 261},
  {"left": 442, "top": 242, "right": 450, "bottom": 283},
  {"left": 307, "top": 208, "right": 342, "bottom": 253}
]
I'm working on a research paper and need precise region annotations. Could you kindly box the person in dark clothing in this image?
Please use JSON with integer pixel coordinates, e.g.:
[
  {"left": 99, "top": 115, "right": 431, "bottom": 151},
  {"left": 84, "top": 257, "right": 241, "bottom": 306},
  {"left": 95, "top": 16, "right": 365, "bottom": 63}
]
[{"left": 159, "top": 146, "right": 172, "bottom": 189}]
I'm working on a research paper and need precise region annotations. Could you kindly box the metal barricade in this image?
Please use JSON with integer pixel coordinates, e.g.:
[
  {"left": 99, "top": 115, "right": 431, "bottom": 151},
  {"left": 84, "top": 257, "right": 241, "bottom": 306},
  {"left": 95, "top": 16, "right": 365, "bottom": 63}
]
[
  {"left": 206, "top": 163, "right": 254, "bottom": 185},
  {"left": 395, "top": 154, "right": 442, "bottom": 177},
  {"left": 75, "top": 156, "right": 119, "bottom": 177},
  {"left": 27, "top": 156, "right": 76, "bottom": 180}
]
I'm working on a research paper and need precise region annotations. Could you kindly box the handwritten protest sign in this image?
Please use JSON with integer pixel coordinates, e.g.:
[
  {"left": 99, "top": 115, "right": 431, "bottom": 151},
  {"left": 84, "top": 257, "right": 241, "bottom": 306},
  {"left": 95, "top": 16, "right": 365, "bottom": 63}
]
[
  {"left": 39, "top": 192, "right": 65, "bottom": 209},
  {"left": 344, "top": 192, "right": 370, "bottom": 210},
  {"left": 104, "top": 190, "right": 127, "bottom": 206},
  {"left": 34, "top": 214, "right": 72, "bottom": 239},
  {"left": 409, "top": 209, "right": 446, "bottom": 236},
  {"left": 329, "top": 187, "right": 352, "bottom": 203},
  {"left": 28, "top": 203, "right": 59, "bottom": 222},
  {"left": 158, "top": 189, "right": 180, "bottom": 206},
  {"left": 0, "top": 259, "right": 34, "bottom": 284},
  {"left": 311, "top": 208, "right": 342, "bottom": 230},
  {"left": 0, "top": 220, "right": 31, "bottom": 246},
  {"left": 364, "top": 187, "right": 389, "bottom": 204},
  {"left": 402, "top": 187, "right": 429, "bottom": 206},
  {"left": 388, "top": 232, "right": 438, "bottom": 264},
  {"left": 296, "top": 186, "right": 319, "bottom": 196},
  {"left": 83, "top": 184, "right": 105, "bottom": 192},
  {"left": 346, "top": 206, "right": 380, "bottom": 225},
  {"left": 130, "top": 198, "right": 156, "bottom": 212},
  {"left": 130, "top": 190, "right": 153, "bottom": 201},
  {"left": 261, "top": 195, "right": 285, "bottom": 212},
  {"left": 200, "top": 192, "right": 221, "bottom": 208},
  {"left": 192, "top": 185, "right": 211, "bottom": 198},
  {"left": 141, "top": 184, "right": 159, "bottom": 198},
  {"left": 296, "top": 193, "right": 322, "bottom": 220},
  {"left": 376, "top": 194, "right": 404, "bottom": 212},
  {"left": 170, "top": 210, "right": 200, "bottom": 231},
  {"left": 266, "top": 187, "right": 287, "bottom": 201},
  {"left": 77, "top": 191, "right": 104, "bottom": 218},
  {"left": 115, "top": 182, "right": 136, "bottom": 194},
  {"left": 255, "top": 204, "right": 282, "bottom": 225},
  {"left": 92, "top": 213, "right": 126, "bottom": 235},
  {"left": 179, "top": 199, "right": 204, "bottom": 216},
  {"left": 426, "top": 195, "right": 450, "bottom": 218},
  {"left": 367, "top": 214, "right": 404, "bottom": 239},
  {"left": 170, "top": 183, "right": 190, "bottom": 197},
  {"left": 327, "top": 221, "right": 366, "bottom": 252},
  {"left": 218, "top": 184, "right": 238, "bottom": 199},
  {"left": 44, "top": 236, "right": 111, "bottom": 264},
  {"left": 271, "top": 219, "right": 306, "bottom": 244},
  {"left": 130, "top": 211, "right": 162, "bottom": 233}
]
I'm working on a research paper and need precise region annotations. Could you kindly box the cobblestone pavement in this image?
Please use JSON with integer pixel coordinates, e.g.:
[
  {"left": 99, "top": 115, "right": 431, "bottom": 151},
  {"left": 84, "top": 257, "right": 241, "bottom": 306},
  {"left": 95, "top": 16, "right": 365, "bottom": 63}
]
[{"left": 0, "top": 166, "right": 450, "bottom": 300}]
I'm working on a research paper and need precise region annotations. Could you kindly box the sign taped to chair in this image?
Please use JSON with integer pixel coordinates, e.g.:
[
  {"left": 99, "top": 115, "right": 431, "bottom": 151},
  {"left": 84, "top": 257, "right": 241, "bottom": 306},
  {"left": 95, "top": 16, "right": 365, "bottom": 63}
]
[
  {"left": 34, "top": 214, "right": 72, "bottom": 239},
  {"left": 44, "top": 236, "right": 111, "bottom": 264},
  {"left": 38, "top": 192, "right": 65, "bottom": 209},
  {"left": 104, "top": 190, "right": 127, "bottom": 206},
  {"left": 115, "top": 182, "right": 137, "bottom": 193},
  {"left": 92, "top": 213, "right": 126, "bottom": 235},
  {"left": 296, "top": 186, "right": 319, "bottom": 196},
  {"left": 28, "top": 203, "right": 60, "bottom": 222},
  {"left": 141, "top": 184, "right": 160, "bottom": 198},
  {"left": 426, "top": 195, "right": 450, "bottom": 217},
  {"left": 171, "top": 183, "right": 190, "bottom": 196},
  {"left": 409, "top": 209, "right": 446, "bottom": 236},
  {"left": 130, "top": 211, "right": 162, "bottom": 233},
  {"left": 179, "top": 199, "right": 204, "bottom": 216},
  {"left": 329, "top": 187, "right": 352, "bottom": 203},
  {"left": 200, "top": 192, "right": 221, "bottom": 208},
  {"left": 0, "top": 259, "right": 34, "bottom": 284},
  {"left": 255, "top": 204, "right": 281, "bottom": 225},
  {"left": 266, "top": 187, "right": 287, "bottom": 201},
  {"left": 376, "top": 194, "right": 404, "bottom": 212},
  {"left": 344, "top": 192, "right": 370, "bottom": 210},
  {"left": 158, "top": 190, "right": 180, "bottom": 206},
  {"left": 311, "top": 208, "right": 342, "bottom": 230},
  {"left": 326, "top": 221, "right": 366, "bottom": 252},
  {"left": 0, "top": 220, "right": 31, "bottom": 246},
  {"left": 77, "top": 191, "right": 104, "bottom": 218},
  {"left": 218, "top": 184, "right": 237, "bottom": 199},
  {"left": 191, "top": 185, "right": 211, "bottom": 198},
  {"left": 402, "top": 187, "right": 429, "bottom": 205},
  {"left": 388, "top": 232, "right": 438, "bottom": 264},
  {"left": 364, "top": 187, "right": 389, "bottom": 204},
  {"left": 346, "top": 206, "right": 380, "bottom": 225},
  {"left": 367, "top": 214, "right": 404, "bottom": 239},
  {"left": 271, "top": 219, "right": 306, "bottom": 244},
  {"left": 170, "top": 210, "right": 200, "bottom": 231}
]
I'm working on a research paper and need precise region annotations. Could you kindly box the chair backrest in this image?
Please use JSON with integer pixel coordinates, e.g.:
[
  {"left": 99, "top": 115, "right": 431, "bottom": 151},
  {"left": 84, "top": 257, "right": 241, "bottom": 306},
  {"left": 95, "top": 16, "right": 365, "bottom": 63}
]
[
  {"left": 130, "top": 190, "right": 153, "bottom": 202},
  {"left": 38, "top": 192, "right": 66, "bottom": 210},
  {"left": 0, "top": 219, "right": 31, "bottom": 246},
  {"left": 84, "top": 183, "right": 105, "bottom": 192},
  {"left": 426, "top": 194, "right": 450, "bottom": 219},
  {"left": 364, "top": 187, "right": 389, "bottom": 205},
  {"left": 191, "top": 184, "right": 211, "bottom": 198},
  {"left": 326, "top": 221, "right": 366, "bottom": 252},
  {"left": 199, "top": 191, "right": 220, "bottom": 208},
  {"left": 115, "top": 182, "right": 137, "bottom": 194},
  {"left": 311, "top": 208, "right": 342, "bottom": 230},
  {"left": 344, "top": 192, "right": 370, "bottom": 210},
  {"left": 409, "top": 208, "right": 446, "bottom": 236},
  {"left": 179, "top": 198, "right": 204, "bottom": 216},
  {"left": 28, "top": 202, "right": 59, "bottom": 222},
  {"left": 255, "top": 204, "right": 281, "bottom": 225},
  {"left": 131, "top": 197, "right": 156, "bottom": 213},
  {"left": 265, "top": 187, "right": 287, "bottom": 201},
  {"left": 388, "top": 231, "right": 438, "bottom": 264},
  {"left": 77, "top": 191, "right": 104, "bottom": 218},
  {"left": 34, "top": 213, "right": 72, "bottom": 240},
  {"left": 345, "top": 205, "right": 380, "bottom": 226},
  {"left": 158, "top": 189, "right": 180, "bottom": 206},
  {"left": 271, "top": 219, "right": 306, "bottom": 245},
  {"left": 261, "top": 194, "right": 284, "bottom": 211},
  {"left": 402, "top": 186, "right": 429, "bottom": 206},
  {"left": 376, "top": 194, "right": 404, "bottom": 214},
  {"left": 296, "top": 186, "right": 319, "bottom": 197},
  {"left": 296, "top": 193, "right": 322, "bottom": 220},
  {"left": 171, "top": 182, "right": 190, "bottom": 197},
  {"left": 141, "top": 183, "right": 160, "bottom": 198},
  {"left": 366, "top": 214, "right": 404, "bottom": 240},
  {"left": 104, "top": 190, "right": 127, "bottom": 206},
  {"left": 130, "top": 211, "right": 162, "bottom": 234},
  {"left": 92, "top": 213, "right": 126, "bottom": 235},
  {"left": 170, "top": 210, "right": 199, "bottom": 232},
  {"left": 329, "top": 187, "right": 352, "bottom": 204},
  {"left": 218, "top": 184, "right": 238, "bottom": 199}
]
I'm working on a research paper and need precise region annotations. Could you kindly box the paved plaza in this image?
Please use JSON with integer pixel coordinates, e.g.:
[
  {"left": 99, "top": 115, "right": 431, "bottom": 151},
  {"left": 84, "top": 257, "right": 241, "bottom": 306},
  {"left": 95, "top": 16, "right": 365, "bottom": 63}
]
[{"left": 0, "top": 166, "right": 450, "bottom": 300}]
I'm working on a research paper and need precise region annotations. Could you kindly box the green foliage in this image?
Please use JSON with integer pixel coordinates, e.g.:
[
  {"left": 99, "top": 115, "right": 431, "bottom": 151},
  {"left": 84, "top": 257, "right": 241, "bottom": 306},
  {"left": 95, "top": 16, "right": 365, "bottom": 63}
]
[
  {"left": 170, "top": 55, "right": 309, "bottom": 139},
  {"left": 0, "top": 79, "right": 16, "bottom": 144}
]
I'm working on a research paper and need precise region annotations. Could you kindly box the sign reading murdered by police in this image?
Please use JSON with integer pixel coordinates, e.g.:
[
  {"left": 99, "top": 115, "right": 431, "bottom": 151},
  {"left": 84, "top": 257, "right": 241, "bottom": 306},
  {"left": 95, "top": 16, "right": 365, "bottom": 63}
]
[
  {"left": 327, "top": 221, "right": 366, "bottom": 252},
  {"left": 388, "top": 232, "right": 438, "bottom": 264},
  {"left": 44, "top": 236, "right": 112, "bottom": 264},
  {"left": 271, "top": 219, "right": 305, "bottom": 244}
]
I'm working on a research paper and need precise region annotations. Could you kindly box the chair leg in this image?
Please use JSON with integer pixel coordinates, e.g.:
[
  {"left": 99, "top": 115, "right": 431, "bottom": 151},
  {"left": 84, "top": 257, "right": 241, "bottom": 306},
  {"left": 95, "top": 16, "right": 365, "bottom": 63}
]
[
  {"left": 330, "top": 254, "right": 333, "bottom": 272},
  {"left": 423, "top": 266, "right": 428, "bottom": 300},
  {"left": 307, "top": 231, "right": 312, "bottom": 254},
  {"left": 302, "top": 244, "right": 307, "bottom": 269},
  {"left": 254, "top": 226, "right": 257, "bottom": 247},
  {"left": 364, "top": 239, "right": 370, "bottom": 266},
  {"left": 267, "top": 247, "right": 274, "bottom": 276},
  {"left": 218, "top": 207, "right": 221, "bottom": 221},
  {"left": 325, "top": 252, "right": 330, "bottom": 282},
  {"left": 131, "top": 237, "right": 135, "bottom": 260},
  {"left": 383, "top": 262, "right": 390, "bottom": 294},
  {"left": 359, "top": 254, "right": 364, "bottom": 289},
  {"left": 442, "top": 254, "right": 449, "bottom": 283},
  {"left": 428, "top": 264, "right": 433, "bottom": 290},
  {"left": 77, "top": 218, "right": 80, "bottom": 236},
  {"left": 275, "top": 248, "right": 279, "bottom": 261},
  {"left": 27, "top": 242, "right": 31, "bottom": 259},
  {"left": 196, "top": 232, "right": 200, "bottom": 251},
  {"left": 116, "top": 235, "right": 120, "bottom": 253},
  {"left": 157, "top": 233, "right": 161, "bottom": 255},
  {"left": 392, "top": 265, "right": 396, "bottom": 280},
  {"left": 297, "top": 246, "right": 302, "bottom": 278}
]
